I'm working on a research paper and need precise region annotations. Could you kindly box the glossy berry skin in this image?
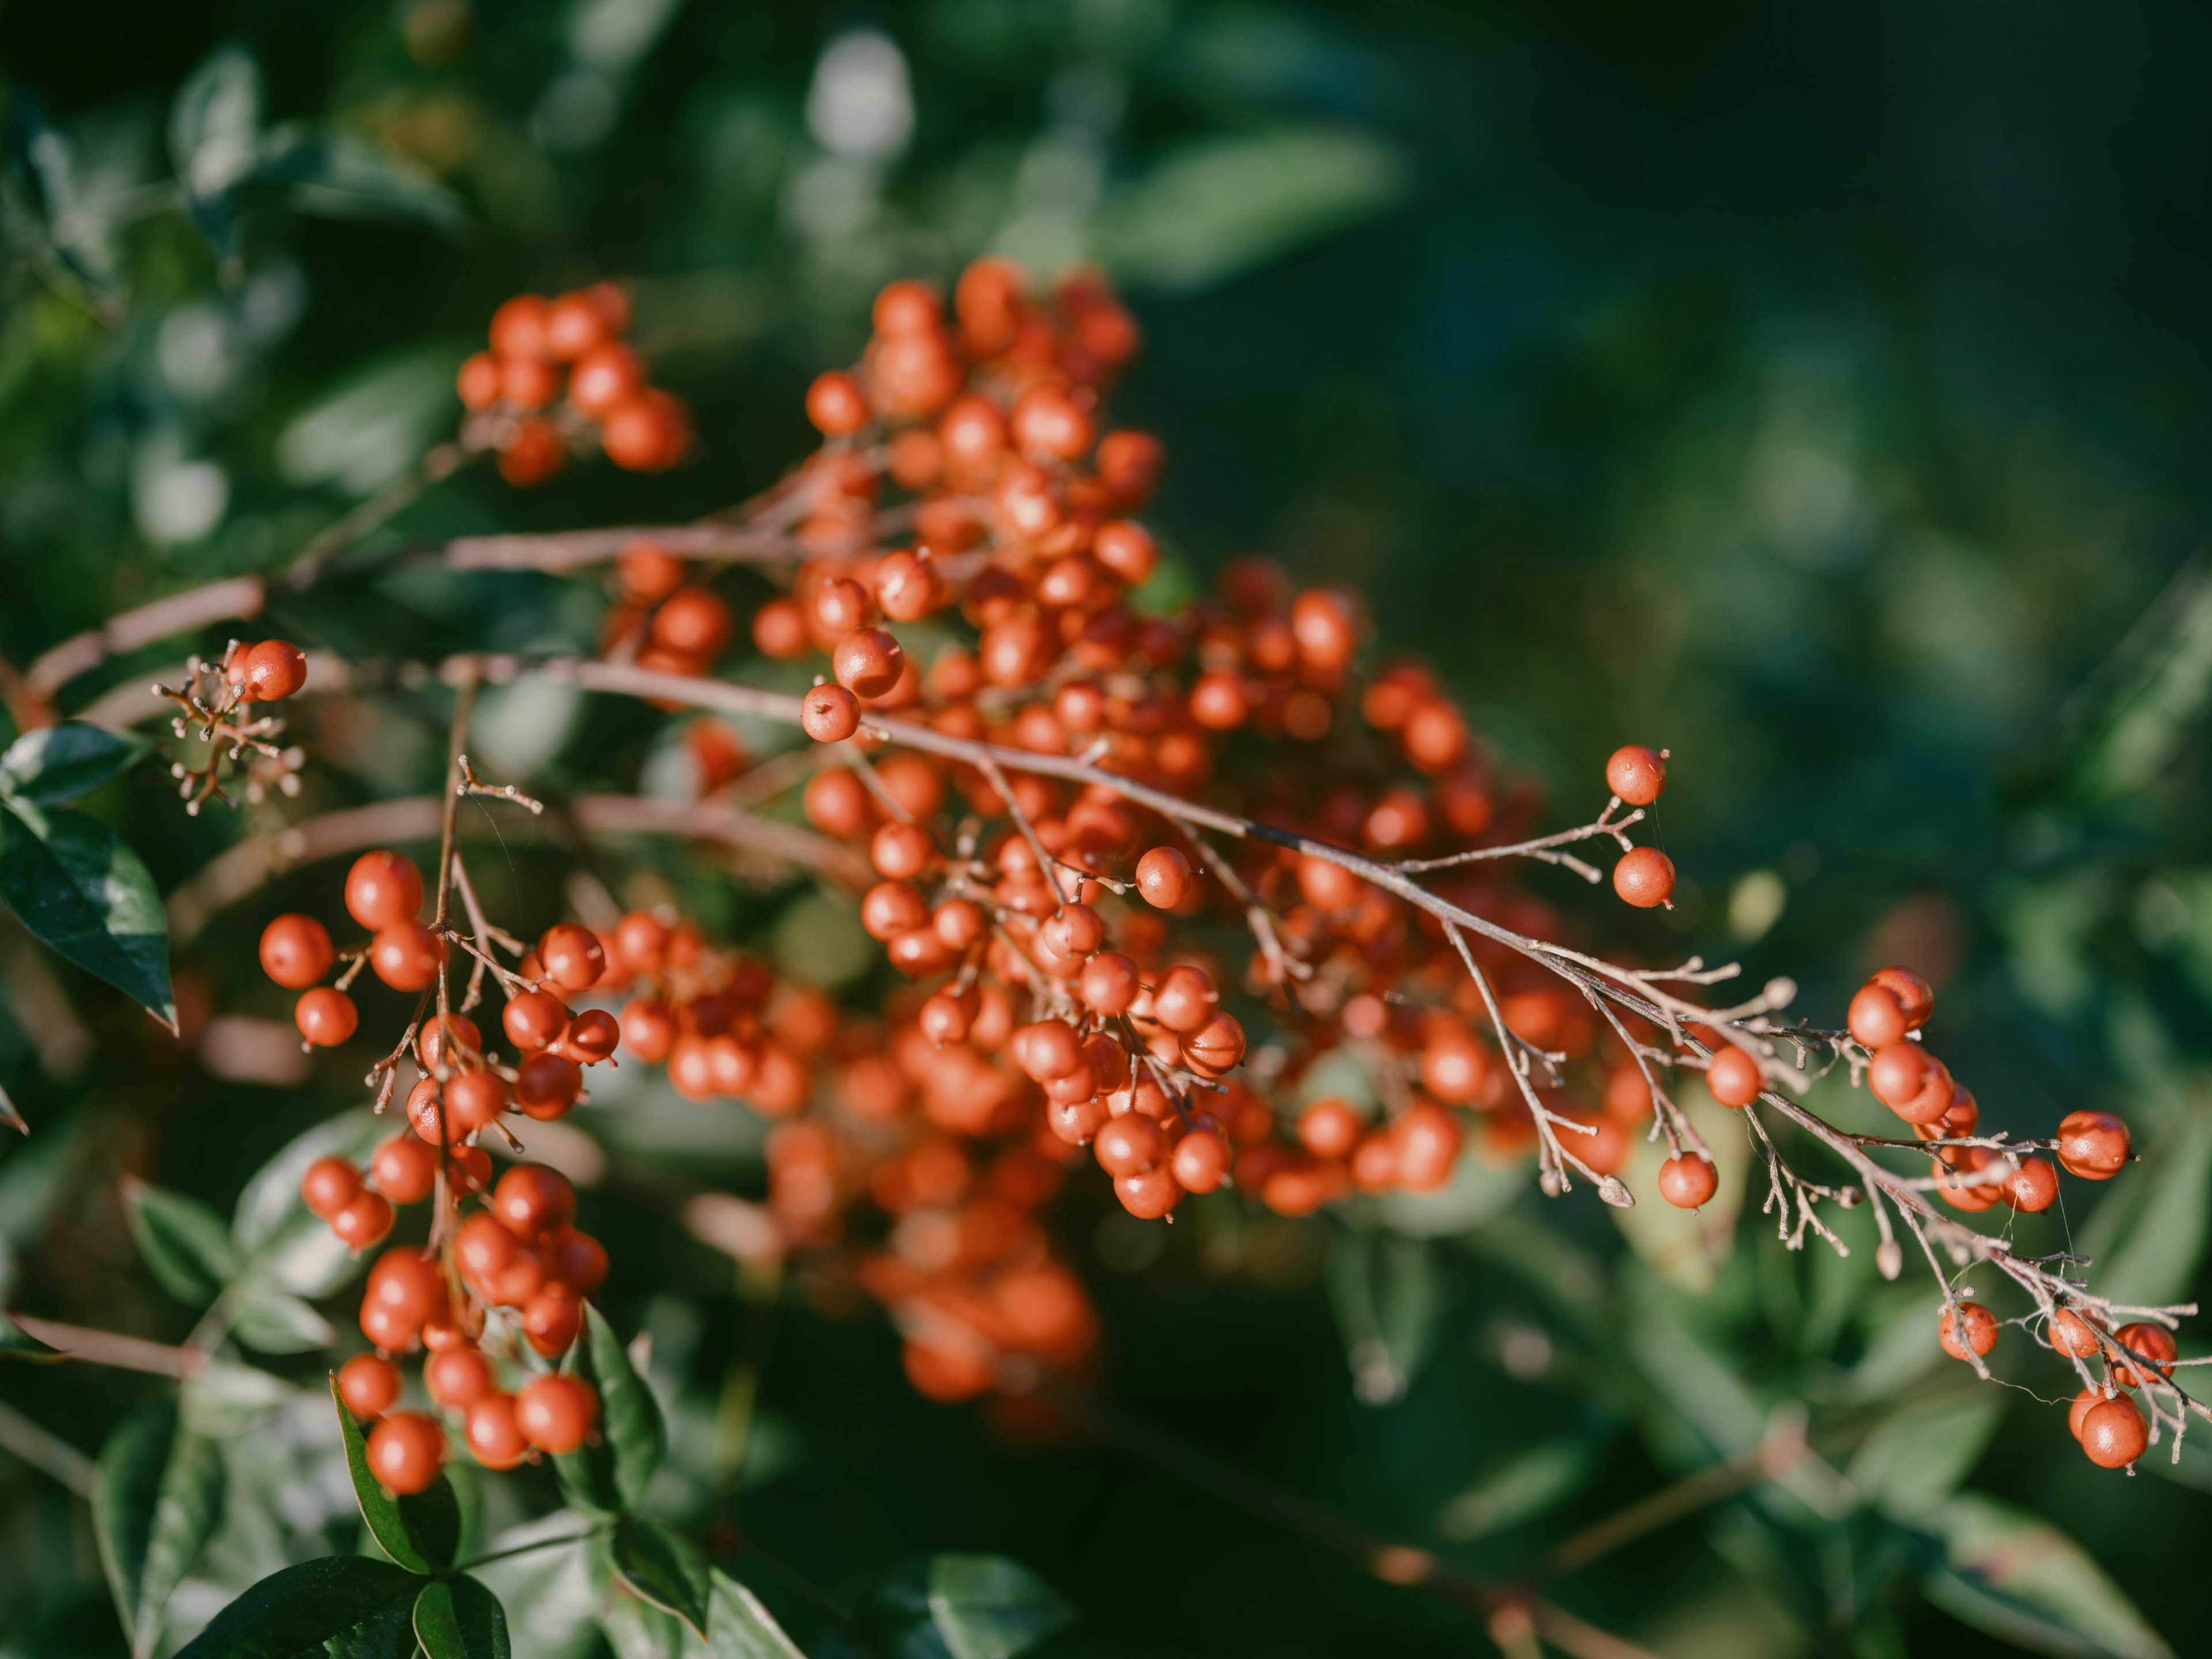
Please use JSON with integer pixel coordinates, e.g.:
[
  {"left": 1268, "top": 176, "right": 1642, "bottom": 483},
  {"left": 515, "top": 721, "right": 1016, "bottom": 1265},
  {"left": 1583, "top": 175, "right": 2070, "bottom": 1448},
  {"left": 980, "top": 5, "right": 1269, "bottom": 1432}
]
[
  {"left": 802, "top": 683, "right": 861, "bottom": 743},
  {"left": 1114, "top": 1167, "right": 1183, "bottom": 1219},
  {"left": 1868, "top": 965, "right": 1934, "bottom": 1030},
  {"left": 260, "top": 914, "right": 334, "bottom": 988},
  {"left": 492, "top": 1165, "right": 574, "bottom": 1238},
  {"left": 426, "top": 1347, "right": 497, "bottom": 1408},
  {"left": 237, "top": 639, "right": 308, "bottom": 702},
  {"left": 503, "top": 989, "right": 569, "bottom": 1051},
  {"left": 2001, "top": 1157, "right": 2059, "bottom": 1213},
  {"left": 366, "top": 1412, "right": 447, "bottom": 1495},
  {"left": 2068, "top": 1388, "right": 2104, "bottom": 1441},
  {"left": 652, "top": 589, "right": 730, "bottom": 658},
  {"left": 1171, "top": 1130, "right": 1229, "bottom": 1194},
  {"left": 1704, "top": 1046, "right": 1763, "bottom": 1108},
  {"left": 1604, "top": 745, "right": 1666, "bottom": 805},
  {"left": 1094, "top": 1115, "right": 1164, "bottom": 1178},
  {"left": 515, "top": 1375, "right": 599, "bottom": 1453},
  {"left": 346, "top": 851, "right": 423, "bottom": 931},
  {"left": 516, "top": 1052, "right": 582, "bottom": 1120},
  {"left": 1847, "top": 985, "right": 1907, "bottom": 1049},
  {"left": 1938, "top": 1302, "right": 1999, "bottom": 1362},
  {"left": 1612, "top": 846, "right": 1675, "bottom": 908},
  {"left": 1657, "top": 1155, "right": 1719, "bottom": 1209},
  {"left": 445, "top": 1071, "right": 508, "bottom": 1134},
  {"left": 2048, "top": 1309, "right": 2102, "bottom": 1358},
  {"left": 806, "top": 370, "right": 869, "bottom": 435},
  {"left": 2080, "top": 1396, "right": 2149, "bottom": 1468},
  {"left": 370, "top": 922, "right": 444, "bottom": 992},
  {"left": 2055, "top": 1110, "right": 2130, "bottom": 1179},
  {"left": 832, "top": 628, "right": 904, "bottom": 699},
  {"left": 337, "top": 1354, "right": 402, "bottom": 1419},
  {"left": 296, "top": 988, "right": 358, "bottom": 1047},
  {"left": 300, "top": 1157, "right": 361, "bottom": 1219},
  {"left": 330, "top": 1192, "right": 394, "bottom": 1250},
  {"left": 1150, "top": 965, "right": 1218, "bottom": 1035},
  {"left": 1393, "top": 1102, "right": 1463, "bottom": 1191},
  {"left": 415, "top": 1014, "right": 480, "bottom": 1074},
  {"left": 538, "top": 925, "right": 605, "bottom": 994},
  {"left": 1133, "top": 847, "right": 1192, "bottom": 909},
  {"left": 522, "top": 1287, "right": 582, "bottom": 1357},
  {"left": 1867, "top": 1044, "right": 1932, "bottom": 1109},
  {"left": 371, "top": 1136, "right": 438, "bottom": 1206},
  {"left": 2111, "top": 1321, "right": 2177, "bottom": 1388},
  {"left": 1298, "top": 1099, "right": 1362, "bottom": 1161},
  {"left": 465, "top": 1394, "right": 529, "bottom": 1469}
]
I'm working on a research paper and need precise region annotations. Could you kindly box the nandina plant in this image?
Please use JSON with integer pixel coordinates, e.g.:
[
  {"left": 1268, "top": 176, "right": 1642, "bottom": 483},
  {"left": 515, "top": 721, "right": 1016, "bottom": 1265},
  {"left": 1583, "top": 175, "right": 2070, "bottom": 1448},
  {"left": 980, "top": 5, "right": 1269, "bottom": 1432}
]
[{"left": 0, "top": 262, "right": 2188, "bottom": 1657}]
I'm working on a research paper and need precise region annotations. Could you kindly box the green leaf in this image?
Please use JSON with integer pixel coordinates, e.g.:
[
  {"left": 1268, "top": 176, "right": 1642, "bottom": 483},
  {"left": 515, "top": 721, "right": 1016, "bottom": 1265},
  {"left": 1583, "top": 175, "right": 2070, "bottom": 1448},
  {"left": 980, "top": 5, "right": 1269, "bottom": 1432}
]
[
  {"left": 1437, "top": 1435, "right": 1603, "bottom": 1541},
  {"left": 93, "top": 1407, "right": 225, "bottom": 1659},
  {"left": 122, "top": 1179, "right": 240, "bottom": 1305},
  {"left": 230, "top": 1110, "right": 384, "bottom": 1252},
  {"left": 0, "top": 801, "right": 174, "bottom": 1031},
  {"left": 251, "top": 126, "right": 467, "bottom": 233},
  {"left": 172, "top": 1556, "right": 424, "bottom": 1659},
  {"left": 599, "top": 1589, "right": 690, "bottom": 1659},
  {"left": 1090, "top": 127, "right": 1409, "bottom": 294},
  {"left": 0, "top": 1310, "right": 62, "bottom": 1361},
  {"left": 276, "top": 346, "right": 466, "bottom": 498},
  {"left": 2064, "top": 564, "right": 2212, "bottom": 802},
  {"left": 0, "top": 723, "right": 147, "bottom": 807},
  {"left": 226, "top": 1278, "right": 334, "bottom": 1354},
  {"left": 707, "top": 1570, "right": 807, "bottom": 1659},
  {"left": 182, "top": 1359, "right": 300, "bottom": 1438},
  {"left": 554, "top": 1303, "right": 665, "bottom": 1517},
  {"left": 862, "top": 1555, "right": 1075, "bottom": 1659},
  {"left": 414, "top": 1575, "right": 512, "bottom": 1659},
  {"left": 169, "top": 44, "right": 262, "bottom": 202},
  {"left": 1324, "top": 1230, "right": 1440, "bottom": 1405},
  {"left": 329, "top": 1376, "right": 459, "bottom": 1573},
  {"left": 1847, "top": 1389, "right": 2003, "bottom": 1521},
  {"left": 1923, "top": 1493, "right": 2174, "bottom": 1659},
  {"left": 612, "top": 1520, "right": 710, "bottom": 1638}
]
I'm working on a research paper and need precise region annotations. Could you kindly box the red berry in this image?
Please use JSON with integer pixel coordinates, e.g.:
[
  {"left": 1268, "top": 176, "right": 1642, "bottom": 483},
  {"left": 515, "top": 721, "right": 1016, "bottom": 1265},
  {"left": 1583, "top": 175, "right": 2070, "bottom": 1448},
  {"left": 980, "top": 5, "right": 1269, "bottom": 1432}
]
[
  {"left": 1938, "top": 1302, "right": 1999, "bottom": 1362},
  {"left": 338, "top": 1353, "right": 403, "bottom": 1419},
  {"left": 2056, "top": 1110, "right": 2130, "bottom": 1180},
  {"left": 1171, "top": 1130, "right": 1229, "bottom": 1194},
  {"left": 426, "top": 1347, "right": 497, "bottom": 1408},
  {"left": 2048, "top": 1309, "right": 2101, "bottom": 1358},
  {"left": 1868, "top": 965, "right": 1934, "bottom": 1030},
  {"left": 301, "top": 1156, "right": 362, "bottom": 1219},
  {"left": 1134, "top": 847, "right": 1192, "bottom": 909},
  {"left": 1150, "top": 965, "right": 1218, "bottom": 1035},
  {"left": 1604, "top": 745, "right": 1666, "bottom": 805},
  {"left": 368, "top": 1249, "right": 449, "bottom": 1325},
  {"left": 569, "top": 343, "right": 643, "bottom": 418},
  {"left": 503, "top": 989, "right": 570, "bottom": 1051},
  {"left": 366, "top": 1412, "right": 446, "bottom": 1494},
  {"left": 330, "top": 1191, "right": 395, "bottom": 1250},
  {"left": 538, "top": 925, "right": 605, "bottom": 994},
  {"left": 516, "top": 1051, "right": 582, "bottom": 1120},
  {"left": 806, "top": 370, "right": 870, "bottom": 435},
  {"left": 522, "top": 1285, "right": 582, "bottom": 1357},
  {"left": 296, "top": 987, "right": 359, "bottom": 1048},
  {"left": 1393, "top": 1102, "right": 1463, "bottom": 1191},
  {"left": 1657, "top": 1155, "right": 1719, "bottom": 1209},
  {"left": 802, "top": 683, "right": 861, "bottom": 743},
  {"left": 514, "top": 1374, "right": 600, "bottom": 1453},
  {"left": 445, "top": 1070, "right": 508, "bottom": 1134},
  {"left": 652, "top": 588, "right": 731, "bottom": 658},
  {"left": 2080, "top": 1395, "right": 2149, "bottom": 1468},
  {"left": 2111, "top": 1322, "right": 2177, "bottom": 1389},
  {"left": 237, "top": 639, "right": 308, "bottom": 702},
  {"left": 1847, "top": 985, "right": 1907, "bottom": 1048},
  {"left": 2002, "top": 1157, "right": 2059, "bottom": 1213},
  {"left": 1704, "top": 1045, "right": 1763, "bottom": 1108},
  {"left": 492, "top": 1165, "right": 574, "bottom": 1238},
  {"left": 832, "top": 628, "right": 904, "bottom": 699},
  {"left": 370, "top": 1136, "right": 438, "bottom": 1206},
  {"left": 465, "top": 1393, "right": 529, "bottom": 1469},
  {"left": 601, "top": 389, "right": 690, "bottom": 471},
  {"left": 1094, "top": 1114, "right": 1164, "bottom": 1178},
  {"left": 370, "top": 922, "right": 445, "bottom": 992},
  {"left": 1298, "top": 1098, "right": 1362, "bottom": 1161},
  {"left": 1612, "top": 847, "right": 1676, "bottom": 908},
  {"left": 346, "top": 851, "right": 423, "bottom": 931}
]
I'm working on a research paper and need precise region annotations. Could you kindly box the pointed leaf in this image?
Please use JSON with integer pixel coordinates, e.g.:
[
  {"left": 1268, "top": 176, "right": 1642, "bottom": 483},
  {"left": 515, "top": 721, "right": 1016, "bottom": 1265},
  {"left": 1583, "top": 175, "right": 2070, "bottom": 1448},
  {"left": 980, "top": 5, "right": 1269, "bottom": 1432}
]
[
  {"left": 251, "top": 126, "right": 467, "bottom": 233},
  {"left": 329, "top": 1376, "right": 459, "bottom": 1573},
  {"left": 612, "top": 1520, "right": 710, "bottom": 1638},
  {"left": 0, "top": 802, "right": 174, "bottom": 1031},
  {"left": 0, "top": 722, "right": 148, "bottom": 806},
  {"left": 707, "top": 1569, "right": 808, "bottom": 1659},
  {"left": 599, "top": 1589, "right": 690, "bottom": 1659},
  {"left": 1923, "top": 1493, "right": 2174, "bottom": 1659},
  {"left": 2075, "top": 1096, "right": 2212, "bottom": 1309},
  {"left": 231, "top": 1109, "right": 383, "bottom": 1252},
  {"left": 226, "top": 1279, "right": 334, "bottom": 1354},
  {"left": 554, "top": 1303, "right": 665, "bottom": 1517},
  {"left": 863, "top": 1555, "right": 1075, "bottom": 1659},
  {"left": 173, "top": 1556, "right": 423, "bottom": 1659},
  {"left": 93, "top": 1406, "right": 226, "bottom": 1659},
  {"left": 122, "top": 1179, "right": 240, "bottom": 1305},
  {"left": 414, "top": 1575, "right": 512, "bottom": 1659},
  {"left": 182, "top": 1359, "right": 300, "bottom": 1438},
  {"left": 0, "top": 1073, "right": 24, "bottom": 1135},
  {"left": 1849, "top": 1390, "right": 2003, "bottom": 1522},
  {"left": 169, "top": 44, "right": 262, "bottom": 200}
]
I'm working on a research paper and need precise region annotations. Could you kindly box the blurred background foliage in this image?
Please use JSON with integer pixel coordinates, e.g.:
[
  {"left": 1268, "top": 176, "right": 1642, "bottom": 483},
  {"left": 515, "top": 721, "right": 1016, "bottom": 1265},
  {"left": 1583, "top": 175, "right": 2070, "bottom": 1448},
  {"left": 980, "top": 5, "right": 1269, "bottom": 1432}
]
[{"left": 3, "top": 1, "right": 2212, "bottom": 1655}]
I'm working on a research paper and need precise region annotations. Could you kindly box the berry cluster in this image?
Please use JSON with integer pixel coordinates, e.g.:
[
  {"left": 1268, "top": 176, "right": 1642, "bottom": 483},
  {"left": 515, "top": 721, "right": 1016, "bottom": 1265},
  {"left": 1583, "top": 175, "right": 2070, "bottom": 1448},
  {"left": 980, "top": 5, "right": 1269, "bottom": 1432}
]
[
  {"left": 155, "top": 636, "right": 310, "bottom": 813},
  {"left": 457, "top": 284, "right": 690, "bottom": 485}
]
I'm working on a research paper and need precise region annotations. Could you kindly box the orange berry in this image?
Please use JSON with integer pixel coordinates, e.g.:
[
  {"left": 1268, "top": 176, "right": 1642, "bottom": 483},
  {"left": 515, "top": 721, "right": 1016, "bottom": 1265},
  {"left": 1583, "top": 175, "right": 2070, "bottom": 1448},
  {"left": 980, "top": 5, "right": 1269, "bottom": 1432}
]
[
  {"left": 516, "top": 1374, "right": 600, "bottom": 1453},
  {"left": 1938, "top": 1302, "right": 1999, "bottom": 1362},
  {"left": 370, "top": 922, "right": 444, "bottom": 992},
  {"left": 537, "top": 924, "right": 605, "bottom": 994},
  {"left": 1604, "top": 744, "right": 1666, "bottom": 805},
  {"left": 365, "top": 1412, "right": 446, "bottom": 1494},
  {"left": 337, "top": 1353, "right": 402, "bottom": 1419},
  {"left": 330, "top": 1191, "right": 395, "bottom": 1251},
  {"left": 346, "top": 851, "right": 423, "bottom": 931},
  {"left": 1657, "top": 1155, "right": 1719, "bottom": 1209},
  {"left": 1847, "top": 984, "right": 1907, "bottom": 1048},
  {"left": 2080, "top": 1395, "right": 2148, "bottom": 1468},
  {"left": 802, "top": 683, "right": 861, "bottom": 743},
  {"left": 2111, "top": 1322, "right": 2177, "bottom": 1389},
  {"left": 296, "top": 987, "right": 359, "bottom": 1047},
  {"left": 237, "top": 639, "right": 308, "bottom": 702},
  {"left": 2056, "top": 1110, "right": 2130, "bottom": 1180},
  {"left": 1704, "top": 1045, "right": 1763, "bottom": 1108},
  {"left": 300, "top": 1157, "right": 361, "bottom": 1219},
  {"left": 465, "top": 1393, "right": 529, "bottom": 1469},
  {"left": 1868, "top": 965, "right": 1934, "bottom": 1030},
  {"left": 260, "top": 914, "right": 334, "bottom": 988},
  {"left": 370, "top": 1135, "right": 438, "bottom": 1206},
  {"left": 2048, "top": 1309, "right": 2101, "bottom": 1358},
  {"left": 1612, "top": 846, "right": 1675, "bottom": 908}
]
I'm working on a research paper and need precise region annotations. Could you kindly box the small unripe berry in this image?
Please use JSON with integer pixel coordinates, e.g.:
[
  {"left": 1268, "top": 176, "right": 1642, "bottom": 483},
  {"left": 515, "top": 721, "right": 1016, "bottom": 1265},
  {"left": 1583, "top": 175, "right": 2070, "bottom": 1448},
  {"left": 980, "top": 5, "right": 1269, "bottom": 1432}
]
[
  {"left": 1604, "top": 745, "right": 1666, "bottom": 805},
  {"left": 338, "top": 1353, "right": 403, "bottom": 1419},
  {"left": 1704, "top": 1045, "right": 1763, "bottom": 1108},
  {"left": 2080, "top": 1395, "right": 2149, "bottom": 1468},
  {"left": 346, "top": 851, "right": 423, "bottom": 931},
  {"left": 802, "top": 683, "right": 861, "bottom": 743},
  {"left": 366, "top": 1412, "right": 448, "bottom": 1495},
  {"left": 2055, "top": 1110, "right": 2130, "bottom": 1180},
  {"left": 1657, "top": 1155, "right": 1719, "bottom": 1209},
  {"left": 1612, "top": 846, "right": 1675, "bottom": 908},
  {"left": 296, "top": 987, "right": 359, "bottom": 1047},
  {"left": 1938, "top": 1302, "right": 1999, "bottom": 1362}
]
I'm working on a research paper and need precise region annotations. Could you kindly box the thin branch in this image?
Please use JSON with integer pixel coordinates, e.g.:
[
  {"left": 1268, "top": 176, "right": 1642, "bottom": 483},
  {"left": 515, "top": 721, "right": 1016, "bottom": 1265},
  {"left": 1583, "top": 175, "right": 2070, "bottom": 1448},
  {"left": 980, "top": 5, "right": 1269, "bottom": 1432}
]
[{"left": 6, "top": 1315, "right": 208, "bottom": 1377}]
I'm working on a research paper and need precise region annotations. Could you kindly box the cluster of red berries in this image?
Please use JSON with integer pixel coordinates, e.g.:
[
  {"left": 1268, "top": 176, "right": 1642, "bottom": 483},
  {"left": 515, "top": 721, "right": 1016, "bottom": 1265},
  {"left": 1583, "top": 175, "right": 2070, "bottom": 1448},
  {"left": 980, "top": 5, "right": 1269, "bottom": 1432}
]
[{"left": 457, "top": 284, "right": 690, "bottom": 485}]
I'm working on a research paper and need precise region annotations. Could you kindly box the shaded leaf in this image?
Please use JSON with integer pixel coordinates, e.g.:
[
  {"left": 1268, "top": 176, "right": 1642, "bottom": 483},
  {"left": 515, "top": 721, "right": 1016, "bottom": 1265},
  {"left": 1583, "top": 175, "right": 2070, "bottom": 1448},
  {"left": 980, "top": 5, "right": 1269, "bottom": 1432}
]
[
  {"left": 2063, "top": 560, "right": 2212, "bottom": 802},
  {"left": 93, "top": 1406, "right": 225, "bottom": 1659},
  {"left": 414, "top": 1575, "right": 512, "bottom": 1659},
  {"left": 230, "top": 1110, "right": 383, "bottom": 1252},
  {"left": 1923, "top": 1493, "right": 2174, "bottom": 1659},
  {"left": 169, "top": 45, "right": 262, "bottom": 201},
  {"left": 555, "top": 1303, "right": 665, "bottom": 1517},
  {"left": 251, "top": 127, "right": 467, "bottom": 233},
  {"left": 862, "top": 1555, "right": 1075, "bottom": 1659},
  {"left": 0, "top": 1074, "right": 23, "bottom": 1135},
  {"left": 1438, "top": 1435, "right": 1603, "bottom": 1541},
  {"left": 172, "top": 1555, "right": 423, "bottom": 1659},
  {"left": 1847, "top": 1389, "right": 2003, "bottom": 1521},
  {"left": 1091, "top": 127, "right": 1408, "bottom": 293},
  {"left": 181, "top": 1361, "right": 298, "bottom": 1439},
  {"left": 0, "top": 723, "right": 147, "bottom": 806},
  {"left": 707, "top": 1569, "right": 807, "bottom": 1659},
  {"left": 122, "top": 1179, "right": 238, "bottom": 1305},
  {"left": 0, "top": 801, "right": 173, "bottom": 1030},
  {"left": 612, "top": 1520, "right": 710, "bottom": 1638},
  {"left": 329, "top": 1375, "right": 459, "bottom": 1573},
  {"left": 599, "top": 1589, "right": 690, "bottom": 1659},
  {"left": 277, "top": 347, "right": 465, "bottom": 498},
  {"left": 226, "top": 1279, "right": 334, "bottom": 1354},
  {"left": 2075, "top": 1096, "right": 2212, "bottom": 1309},
  {"left": 1324, "top": 1230, "right": 1439, "bottom": 1405}
]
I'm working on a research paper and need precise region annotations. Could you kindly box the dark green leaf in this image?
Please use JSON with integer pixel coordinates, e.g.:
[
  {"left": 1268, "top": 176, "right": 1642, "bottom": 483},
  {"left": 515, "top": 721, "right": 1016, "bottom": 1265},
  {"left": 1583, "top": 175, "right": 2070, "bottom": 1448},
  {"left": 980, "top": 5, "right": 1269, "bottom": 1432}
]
[
  {"left": 93, "top": 1407, "right": 225, "bottom": 1659},
  {"left": 0, "top": 1311, "right": 62, "bottom": 1361},
  {"left": 251, "top": 127, "right": 467, "bottom": 232},
  {"left": 707, "top": 1570, "right": 808, "bottom": 1659},
  {"left": 122, "top": 1179, "right": 239, "bottom": 1305},
  {"left": 329, "top": 1376, "right": 459, "bottom": 1573},
  {"left": 172, "top": 1556, "right": 423, "bottom": 1659},
  {"left": 863, "top": 1555, "right": 1075, "bottom": 1659},
  {"left": 1848, "top": 1391, "right": 2003, "bottom": 1522},
  {"left": 0, "top": 802, "right": 174, "bottom": 1031},
  {"left": 1923, "top": 1494, "right": 2174, "bottom": 1659},
  {"left": 554, "top": 1303, "right": 664, "bottom": 1517},
  {"left": 413, "top": 1575, "right": 511, "bottom": 1659},
  {"left": 612, "top": 1520, "right": 710, "bottom": 1639},
  {"left": 0, "top": 723, "right": 147, "bottom": 806}
]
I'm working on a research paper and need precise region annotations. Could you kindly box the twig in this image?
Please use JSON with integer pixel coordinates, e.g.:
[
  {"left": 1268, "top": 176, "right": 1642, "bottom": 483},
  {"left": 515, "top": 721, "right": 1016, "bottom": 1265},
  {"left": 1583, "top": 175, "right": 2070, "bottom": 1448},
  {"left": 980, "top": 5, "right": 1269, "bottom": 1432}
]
[
  {"left": 6, "top": 1315, "right": 209, "bottom": 1377},
  {"left": 0, "top": 1399, "right": 96, "bottom": 1497}
]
